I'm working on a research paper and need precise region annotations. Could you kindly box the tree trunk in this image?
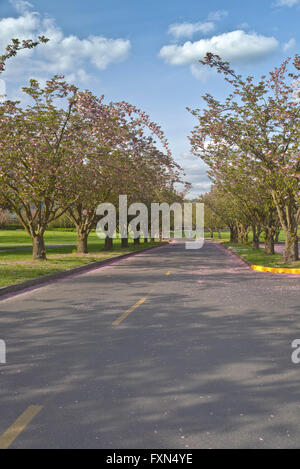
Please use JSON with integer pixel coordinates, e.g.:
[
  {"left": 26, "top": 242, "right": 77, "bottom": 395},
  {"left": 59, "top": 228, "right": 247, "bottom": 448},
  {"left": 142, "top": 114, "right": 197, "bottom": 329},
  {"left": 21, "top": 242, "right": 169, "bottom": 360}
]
[
  {"left": 264, "top": 228, "right": 275, "bottom": 255},
  {"left": 209, "top": 229, "right": 214, "bottom": 239},
  {"left": 134, "top": 236, "right": 140, "bottom": 245},
  {"left": 218, "top": 229, "right": 221, "bottom": 239},
  {"left": 252, "top": 225, "right": 259, "bottom": 249},
  {"left": 271, "top": 192, "right": 299, "bottom": 263},
  {"left": 257, "top": 226, "right": 262, "bottom": 247},
  {"left": 104, "top": 235, "right": 113, "bottom": 250},
  {"left": 242, "top": 231, "right": 248, "bottom": 244},
  {"left": 77, "top": 231, "right": 88, "bottom": 254},
  {"left": 121, "top": 237, "right": 129, "bottom": 248},
  {"left": 230, "top": 225, "right": 238, "bottom": 243},
  {"left": 144, "top": 237, "right": 148, "bottom": 243},
  {"left": 283, "top": 231, "right": 299, "bottom": 263},
  {"left": 32, "top": 233, "right": 46, "bottom": 260},
  {"left": 150, "top": 237, "right": 155, "bottom": 243},
  {"left": 238, "top": 225, "right": 248, "bottom": 244},
  {"left": 237, "top": 225, "right": 243, "bottom": 244},
  {"left": 274, "top": 231, "right": 280, "bottom": 243}
]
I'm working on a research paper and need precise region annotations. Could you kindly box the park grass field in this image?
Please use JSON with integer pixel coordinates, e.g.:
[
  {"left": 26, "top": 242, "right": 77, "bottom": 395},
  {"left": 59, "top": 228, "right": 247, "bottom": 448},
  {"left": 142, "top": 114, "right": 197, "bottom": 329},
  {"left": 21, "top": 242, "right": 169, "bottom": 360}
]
[
  {"left": 205, "top": 229, "right": 300, "bottom": 268},
  {"left": 1, "top": 228, "right": 299, "bottom": 288},
  {"left": 223, "top": 242, "right": 300, "bottom": 269},
  {"left": 0, "top": 229, "right": 164, "bottom": 288},
  {"left": 0, "top": 229, "right": 84, "bottom": 246}
]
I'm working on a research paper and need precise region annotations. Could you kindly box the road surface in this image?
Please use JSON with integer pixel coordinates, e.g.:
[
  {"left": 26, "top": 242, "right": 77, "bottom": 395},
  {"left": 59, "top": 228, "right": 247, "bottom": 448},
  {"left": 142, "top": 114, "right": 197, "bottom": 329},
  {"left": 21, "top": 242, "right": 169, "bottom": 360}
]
[{"left": 0, "top": 240, "right": 300, "bottom": 449}]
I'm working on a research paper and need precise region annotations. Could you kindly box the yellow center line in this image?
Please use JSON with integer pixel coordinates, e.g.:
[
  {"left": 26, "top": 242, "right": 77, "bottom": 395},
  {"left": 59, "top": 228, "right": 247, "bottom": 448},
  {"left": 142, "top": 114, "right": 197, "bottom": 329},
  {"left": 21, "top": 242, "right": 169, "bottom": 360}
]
[
  {"left": 112, "top": 270, "right": 171, "bottom": 326},
  {"left": 112, "top": 297, "right": 147, "bottom": 326},
  {"left": 0, "top": 405, "right": 43, "bottom": 449}
]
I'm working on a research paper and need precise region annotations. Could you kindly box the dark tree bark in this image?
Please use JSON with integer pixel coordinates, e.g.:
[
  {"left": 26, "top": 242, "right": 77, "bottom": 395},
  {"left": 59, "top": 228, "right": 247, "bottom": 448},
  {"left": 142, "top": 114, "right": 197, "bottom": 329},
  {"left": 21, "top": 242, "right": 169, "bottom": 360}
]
[
  {"left": 32, "top": 233, "right": 46, "bottom": 260},
  {"left": 283, "top": 231, "right": 299, "bottom": 263},
  {"left": 104, "top": 235, "right": 113, "bottom": 250},
  {"left": 237, "top": 224, "right": 248, "bottom": 245},
  {"left": 76, "top": 230, "right": 89, "bottom": 254},
  {"left": 121, "top": 237, "right": 129, "bottom": 248},
  {"left": 252, "top": 224, "right": 260, "bottom": 249},
  {"left": 67, "top": 207, "right": 98, "bottom": 255},
  {"left": 264, "top": 227, "right": 275, "bottom": 255},
  {"left": 229, "top": 224, "right": 238, "bottom": 243},
  {"left": 272, "top": 191, "right": 299, "bottom": 262}
]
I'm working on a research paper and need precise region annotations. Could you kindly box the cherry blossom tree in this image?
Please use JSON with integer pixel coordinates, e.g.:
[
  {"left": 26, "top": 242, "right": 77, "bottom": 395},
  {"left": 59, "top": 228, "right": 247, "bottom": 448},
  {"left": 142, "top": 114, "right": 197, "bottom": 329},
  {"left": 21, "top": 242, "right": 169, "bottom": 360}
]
[
  {"left": 205, "top": 147, "right": 280, "bottom": 251},
  {"left": 0, "top": 36, "right": 49, "bottom": 222},
  {"left": 188, "top": 53, "right": 300, "bottom": 262},
  {"left": 0, "top": 76, "right": 83, "bottom": 259},
  {"left": 0, "top": 208, "right": 10, "bottom": 229},
  {"left": 201, "top": 186, "right": 239, "bottom": 243},
  {"left": 0, "top": 37, "right": 49, "bottom": 75},
  {"left": 65, "top": 92, "right": 183, "bottom": 253}
]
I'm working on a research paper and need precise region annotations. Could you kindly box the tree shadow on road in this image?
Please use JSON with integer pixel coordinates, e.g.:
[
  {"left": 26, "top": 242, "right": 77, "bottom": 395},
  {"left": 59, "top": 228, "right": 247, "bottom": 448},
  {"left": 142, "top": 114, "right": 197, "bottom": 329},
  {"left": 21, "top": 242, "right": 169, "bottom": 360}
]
[{"left": 0, "top": 242, "right": 300, "bottom": 448}]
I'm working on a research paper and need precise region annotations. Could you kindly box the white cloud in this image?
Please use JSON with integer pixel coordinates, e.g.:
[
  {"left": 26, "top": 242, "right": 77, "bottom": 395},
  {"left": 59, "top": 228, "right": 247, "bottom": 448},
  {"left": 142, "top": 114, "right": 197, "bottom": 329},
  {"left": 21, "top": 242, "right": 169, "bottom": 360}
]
[
  {"left": 0, "top": 5, "right": 40, "bottom": 47},
  {"left": 176, "top": 152, "right": 211, "bottom": 196},
  {"left": 167, "top": 10, "right": 228, "bottom": 40},
  {"left": 0, "top": 79, "right": 6, "bottom": 102},
  {"left": 159, "top": 30, "right": 279, "bottom": 67},
  {"left": 168, "top": 21, "right": 215, "bottom": 39},
  {"left": 283, "top": 38, "right": 296, "bottom": 51},
  {"left": 207, "top": 10, "right": 228, "bottom": 21},
  {"left": 192, "top": 181, "right": 211, "bottom": 192},
  {"left": 12, "top": 0, "right": 34, "bottom": 14},
  {"left": 1, "top": 1, "right": 131, "bottom": 83},
  {"left": 64, "top": 69, "right": 93, "bottom": 85},
  {"left": 274, "top": 0, "right": 300, "bottom": 6}
]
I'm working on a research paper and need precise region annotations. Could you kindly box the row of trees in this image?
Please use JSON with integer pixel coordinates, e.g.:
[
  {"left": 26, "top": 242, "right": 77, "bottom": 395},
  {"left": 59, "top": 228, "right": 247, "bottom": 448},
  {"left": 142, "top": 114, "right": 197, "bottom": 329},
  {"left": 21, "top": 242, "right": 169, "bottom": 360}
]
[
  {"left": 189, "top": 53, "right": 300, "bottom": 263},
  {"left": 0, "top": 38, "right": 186, "bottom": 259}
]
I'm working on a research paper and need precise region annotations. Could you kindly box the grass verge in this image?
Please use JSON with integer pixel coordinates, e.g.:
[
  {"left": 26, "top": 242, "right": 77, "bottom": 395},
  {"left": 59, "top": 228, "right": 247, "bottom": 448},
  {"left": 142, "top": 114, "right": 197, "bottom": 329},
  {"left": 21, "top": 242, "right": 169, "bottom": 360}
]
[
  {"left": 223, "top": 242, "right": 300, "bottom": 269},
  {"left": 0, "top": 234, "right": 165, "bottom": 288}
]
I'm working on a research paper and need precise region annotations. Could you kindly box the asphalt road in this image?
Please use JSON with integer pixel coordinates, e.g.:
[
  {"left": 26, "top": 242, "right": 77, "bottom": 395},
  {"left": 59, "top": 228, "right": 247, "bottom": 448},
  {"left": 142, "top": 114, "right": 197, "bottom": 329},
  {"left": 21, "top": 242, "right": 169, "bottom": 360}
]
[{"left": 0, "top": 240, "right": 300, "bottom": 449}]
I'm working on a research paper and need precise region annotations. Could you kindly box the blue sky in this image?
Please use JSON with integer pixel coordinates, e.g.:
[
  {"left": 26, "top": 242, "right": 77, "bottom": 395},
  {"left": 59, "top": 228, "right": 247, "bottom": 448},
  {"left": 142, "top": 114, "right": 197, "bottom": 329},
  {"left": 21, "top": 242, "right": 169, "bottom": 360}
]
[{"left": 0, "top": 0, "right": 299, "bottom": 196}]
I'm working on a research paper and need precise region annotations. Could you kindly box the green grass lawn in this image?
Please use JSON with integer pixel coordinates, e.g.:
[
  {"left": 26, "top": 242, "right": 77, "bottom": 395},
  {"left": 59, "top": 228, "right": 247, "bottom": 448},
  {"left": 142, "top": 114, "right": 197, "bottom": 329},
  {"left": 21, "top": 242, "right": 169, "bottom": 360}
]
[
  {"left": 0, "top": 229, "right": 80, "bottom": 246},
  {"left": 223, "top": 242, "right": 300, "bottom": 269},
  {"left": 204, "top": 230, "right": 295, "bottom": 243},
  {"left": 1, "top": 228, "right": 295, "bottom": 246},
  {"left": 0, "top": 229, "right": 164, "bottom": 288}
]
